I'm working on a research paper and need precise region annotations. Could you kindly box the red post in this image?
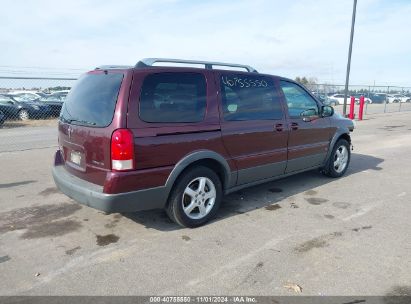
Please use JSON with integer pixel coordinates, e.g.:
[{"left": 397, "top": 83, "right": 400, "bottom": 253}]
[
  {"left": 349, "top": 96, "right": 355, "bottom": 120},
  {"left": 359, "top": 96, "right": 365, "bottom": 120}
]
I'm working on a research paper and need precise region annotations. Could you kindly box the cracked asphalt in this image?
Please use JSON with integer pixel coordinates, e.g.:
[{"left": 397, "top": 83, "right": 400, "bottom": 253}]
[{"left": 0, "top": 112, "right": 410, "bottom": 296}]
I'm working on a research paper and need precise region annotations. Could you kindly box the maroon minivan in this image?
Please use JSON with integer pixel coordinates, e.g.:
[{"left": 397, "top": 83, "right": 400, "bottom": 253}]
[{"left": 53, "top": 58, "right": 354, "bottom": 227}]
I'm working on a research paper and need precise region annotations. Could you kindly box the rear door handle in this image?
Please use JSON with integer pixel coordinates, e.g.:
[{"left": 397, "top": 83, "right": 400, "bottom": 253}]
[
  {"left": 290, "top": 122, "right": 299, "bottom": 130},
  {"left": 275, "top": 123, "right": 284, "bottom": 132}
]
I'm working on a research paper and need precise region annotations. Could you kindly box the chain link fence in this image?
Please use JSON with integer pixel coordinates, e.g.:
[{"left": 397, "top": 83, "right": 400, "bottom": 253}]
[
  {"left": 310, "top": 83, "right": 411, "bottom": 116},
  {"left": 1, "top": 76, "right": 411, "bottom": 129},
  {"left": 0, "top": 76, "right": 76, "bottom": 128}
]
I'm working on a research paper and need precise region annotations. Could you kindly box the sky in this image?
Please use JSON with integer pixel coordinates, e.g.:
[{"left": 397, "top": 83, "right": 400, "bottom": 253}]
[{"left": 0, "top": 0, "right": 410, "bottom": 87}]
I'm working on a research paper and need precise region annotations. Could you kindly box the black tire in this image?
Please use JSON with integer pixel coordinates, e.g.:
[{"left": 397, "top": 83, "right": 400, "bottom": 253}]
[
  {"left": 322, "top": 139, "right": 351, "bottom": 178},
  {"left": 166, "top": 166, "right": 223, "bottom": 228},
  {"left": 18, "top": 109, "right": 30, "bottom": 121}
]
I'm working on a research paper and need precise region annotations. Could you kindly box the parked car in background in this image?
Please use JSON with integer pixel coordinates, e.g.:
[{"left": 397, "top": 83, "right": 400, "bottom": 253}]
[
  {"left": 8, "top": 92, "right": 43, "bottom": 102},
  {"left": 34, "top": 92, "right": 50, "bottom": 99},
  {"left": 0, "top": 94, "right": 51, "bottom": 120},
  {"left": 387, "top": 94, "right": 401, "bottom": 103},
  {"left": 39, "top": 94, "right": 65, "bottom": 117},
  {"left": 353, "top": 94, "right": 373, "bottom": 104},
  {"left": 392, "top": 94, "right": 409, "bottom": 103},
  {"left": 328, "top": 94, "right": 347, "bottom": 105},
  {"left": 49, "top": 90, "right": 69, "bottom": 100},
  {"left": 369, "top": 93, "right": 387, "bottom": 104},
  {"left": 0, "top": 110, "right": 5, "bottom": 126},
  {"left": 52, "top": 58, "right": 354, "bottom": 228}
]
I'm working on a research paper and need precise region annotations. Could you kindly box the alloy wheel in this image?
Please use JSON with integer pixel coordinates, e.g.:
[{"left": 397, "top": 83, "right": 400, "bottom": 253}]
[
  {"left": 333, "top": 145, "right": 349, "bottom": 173},
  {"left": 182, "top": 177, "right": 216, "bottom": 220}
]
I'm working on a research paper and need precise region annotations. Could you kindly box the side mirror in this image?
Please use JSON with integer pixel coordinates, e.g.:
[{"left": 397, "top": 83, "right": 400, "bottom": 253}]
[{"left": 321, "top": 105, "right": 334, "bottom": 117}]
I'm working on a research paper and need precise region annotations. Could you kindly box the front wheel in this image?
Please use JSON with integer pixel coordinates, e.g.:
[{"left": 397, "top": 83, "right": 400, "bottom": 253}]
[
  {"left": 18, "top": 109, "right": 30, "bottom": 121},
  {"left": 323, "top": 139, "right": 351, "bottom": 178},
  {"left": 166, "top": 166, "right": 222, "bottom": 228}
]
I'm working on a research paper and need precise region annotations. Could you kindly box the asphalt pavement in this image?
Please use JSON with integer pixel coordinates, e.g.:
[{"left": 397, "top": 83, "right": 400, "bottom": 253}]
[
  {"left": 0, "top": 112, "right": 410, "bottom": 296},
  {"left": 0, "top": 125, "right": 57, "bottom": 153}
]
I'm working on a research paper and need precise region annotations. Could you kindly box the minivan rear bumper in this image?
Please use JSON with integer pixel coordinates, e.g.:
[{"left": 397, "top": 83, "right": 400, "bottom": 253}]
[{"left": 52, "top": 165, "right": 167, "bottom": 213}]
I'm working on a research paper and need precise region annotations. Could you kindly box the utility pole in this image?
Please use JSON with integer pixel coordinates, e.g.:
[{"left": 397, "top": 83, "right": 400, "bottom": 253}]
[{"left": 343, "top": 0, "right": 357, "bottom": 116}]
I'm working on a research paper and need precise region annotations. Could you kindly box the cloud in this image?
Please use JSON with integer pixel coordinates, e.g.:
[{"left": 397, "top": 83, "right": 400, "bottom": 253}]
[{"left": 0, "top": 0, "right": 410, "bottom": 86}]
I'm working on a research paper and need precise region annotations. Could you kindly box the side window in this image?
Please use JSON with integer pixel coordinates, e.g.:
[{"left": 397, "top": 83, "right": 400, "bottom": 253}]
[
  {"left": 279, "top": 81, "right": 319, "bottom": 117},
  {"left": 139, "top": 72, "right": 206, "bottom": 123},
  {"left": 220, "top": 74, "right": 283, "bottom": 121}
]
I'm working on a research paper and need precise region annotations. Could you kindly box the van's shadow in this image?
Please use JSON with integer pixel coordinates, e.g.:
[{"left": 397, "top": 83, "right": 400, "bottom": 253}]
[{"left": 124, "top": 153, "right": 384, "bottom": 231}]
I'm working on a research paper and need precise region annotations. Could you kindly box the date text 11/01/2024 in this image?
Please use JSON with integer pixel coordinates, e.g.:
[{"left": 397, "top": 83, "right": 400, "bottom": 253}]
[{"left": 149, "top": 296, "right": 257, "bottom": 303}]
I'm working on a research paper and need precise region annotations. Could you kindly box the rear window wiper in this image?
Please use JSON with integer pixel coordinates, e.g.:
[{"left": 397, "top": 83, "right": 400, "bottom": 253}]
[{"left": 66, "top": 118, "right": 96, "bottom": 126}]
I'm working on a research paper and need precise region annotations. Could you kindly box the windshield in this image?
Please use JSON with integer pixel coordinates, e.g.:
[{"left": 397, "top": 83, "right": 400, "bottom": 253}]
[
  {"left": 41, "top": 95, "right": 63, "bottom": 101},
  {"left": 60, "top": 73, "right": 123, "bottom": 127},
  {"left": 0, "top": 95, "right": 13, "bottom": 103}
]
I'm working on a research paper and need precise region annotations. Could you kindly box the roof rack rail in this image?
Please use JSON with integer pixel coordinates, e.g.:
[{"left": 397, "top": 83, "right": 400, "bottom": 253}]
[
  {"left": 95, "top": 65, "right": 133, "bottom": 70},
  {"left": 135, "top": 58, "right": 258, "bottom": 73}
]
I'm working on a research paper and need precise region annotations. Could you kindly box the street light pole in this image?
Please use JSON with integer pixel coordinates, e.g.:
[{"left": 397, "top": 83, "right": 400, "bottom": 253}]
[{"left": 343, "top": 0, "right": 357, "bottom": 116}]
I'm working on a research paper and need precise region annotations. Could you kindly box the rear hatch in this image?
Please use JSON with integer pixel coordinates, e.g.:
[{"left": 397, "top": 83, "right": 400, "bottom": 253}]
[{"left": 58, "top": 70, "right": 129, "bottom": 186}]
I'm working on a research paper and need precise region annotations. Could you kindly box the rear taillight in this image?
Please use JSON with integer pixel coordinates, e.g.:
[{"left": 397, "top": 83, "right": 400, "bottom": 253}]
[{"left": 111, "top": 129, "right": 134, "bottom": 171}]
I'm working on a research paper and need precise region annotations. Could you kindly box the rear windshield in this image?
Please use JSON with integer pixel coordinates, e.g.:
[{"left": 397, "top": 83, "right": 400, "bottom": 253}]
[{"left": 60, "top": 73, "right": 123, "bottom": 127}]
